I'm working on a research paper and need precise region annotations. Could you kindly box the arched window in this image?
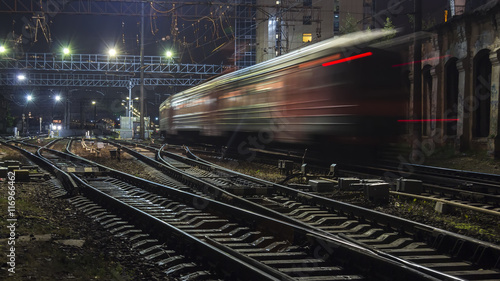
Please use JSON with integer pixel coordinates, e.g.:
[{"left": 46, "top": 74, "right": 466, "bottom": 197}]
[
  {"left": 473, "top": 50, "right": 491, "bottom": 138},
  {"left": 445, "top": 58, "right": 459, "bottom": 137}
]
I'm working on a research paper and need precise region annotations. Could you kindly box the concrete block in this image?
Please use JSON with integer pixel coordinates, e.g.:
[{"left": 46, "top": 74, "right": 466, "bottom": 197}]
[
  {"left": 397, "top": 179, "right": 423, "bottom": 194},
  {"left": 364, "top": 182, "right": 390, "bottom": 202},
  {"left": 7, "top": 166, "right": 20, "bottom": 172},
  {"left": 435, "top": 202, "right": 451, "bottom": 214},
  {"left": 4, "top": 160, "right": 20, "bottom": 167},
  {"left": 338, "top": 178, "right": 360, "bottom": 189},
  {"left": 14, "top": 169, "right": 30, "bottom": 181},
  {"left": 0, "top": 167, "right": 8, "bottom": 178},
  {"left": 308, "top": 179, "right": 334, "bottom": 192}
]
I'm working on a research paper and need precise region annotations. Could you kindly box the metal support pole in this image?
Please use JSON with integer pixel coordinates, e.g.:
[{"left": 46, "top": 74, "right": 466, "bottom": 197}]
[
  {"left": 140, "top": 1, "right": 146, "bottom": 139},
  {"left": 64, "top": 90, "right": 69, "bottom": 130},
  {"left": 413, "top": 0, "right": 422, "bottom": 141},
  {"left": 128, "top": 81, "right": 132, "bottom": 119}
]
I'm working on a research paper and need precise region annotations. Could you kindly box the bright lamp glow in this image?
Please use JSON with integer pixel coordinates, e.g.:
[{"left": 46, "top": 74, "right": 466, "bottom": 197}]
[
  {"left": 108, "top": 48, "right": 116, "bottom": 56},
  {"left": 92, "top": 101, "right": 96, "bottom": 105},
  {"left": 55, "top": 95, "right": 61, "bottom": 101},
  {"left": 17, "top": 74, "right": 26, "bottom": 81},
  {"left": 63, "top": 47, "right": 70, "bottom": 55},
  {"left": 166, "top": 50, "right": 173, "bottom": 58},
  {"left": 26, "top": 94, "right": 33, "bottom": 101},
  {"left": 0, "top": 46, "right": 5, "bottom": 53}
]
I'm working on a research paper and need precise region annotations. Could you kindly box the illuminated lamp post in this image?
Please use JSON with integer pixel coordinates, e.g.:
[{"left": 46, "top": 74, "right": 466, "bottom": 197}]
[
  {"left": 24, "top": 94, "right": 33, "bottom": 135},
  {"left": 108, "top": 48, "right": 117, "bottom": 57},
  {"left": 92, "top": 101, "right": 97, "bottom": 128},
  {"left": 52, "top": 94, "right": 61, "bottom": 125}
]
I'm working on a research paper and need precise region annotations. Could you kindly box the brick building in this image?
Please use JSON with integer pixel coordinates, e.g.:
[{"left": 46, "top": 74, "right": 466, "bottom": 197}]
[{"left": 409, "top": 1, "right": 500, "bottom": 157}]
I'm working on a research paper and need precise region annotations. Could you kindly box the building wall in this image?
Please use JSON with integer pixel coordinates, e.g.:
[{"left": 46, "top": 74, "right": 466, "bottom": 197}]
[
  {"left": 255, "top": 0, "right": 380, "bottom": 63},
  {"left": 339, "top": 0, "right": 366, "bottom": 31},
  {"left": 256, "top": 0, "right": 335, "bottom": 63},
  {"left": 410, "top": 3, "right": 500, "bottom": 157}
]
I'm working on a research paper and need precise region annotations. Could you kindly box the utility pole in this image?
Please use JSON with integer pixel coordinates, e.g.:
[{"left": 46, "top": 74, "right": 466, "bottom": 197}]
[{"left": 140, "top": 1, "right": 146, "bottom": 140}]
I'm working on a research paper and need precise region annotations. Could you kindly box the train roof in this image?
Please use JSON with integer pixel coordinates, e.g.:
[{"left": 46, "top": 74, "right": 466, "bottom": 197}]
[{"left": 161, "top": 29, "right": 396, "bottom": 104}]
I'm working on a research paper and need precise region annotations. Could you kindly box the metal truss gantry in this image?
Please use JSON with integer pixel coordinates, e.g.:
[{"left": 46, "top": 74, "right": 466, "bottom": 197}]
[
  {"left": 0, "top": 73, "right": 204, "bottom": 87},
  {"left": 0, "top": 53, "right": 229, "bottom": 75},
  {"left": 0, "top": 53, "right": 230, "bottom": 88}
]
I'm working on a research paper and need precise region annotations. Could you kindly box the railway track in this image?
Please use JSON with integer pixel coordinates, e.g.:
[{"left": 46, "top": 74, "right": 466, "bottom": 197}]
[
  {"left": 1, "top": 139, "right": 440, "bottom": 280},
  {"left": 92, "top": 139, "right": 500, "bottom": 281},
  {"left": 192, "top": 144, "right": 500, "bottom": 216},
  {"left": 335, "top": 163, "right": 500, "bottom": 215}
]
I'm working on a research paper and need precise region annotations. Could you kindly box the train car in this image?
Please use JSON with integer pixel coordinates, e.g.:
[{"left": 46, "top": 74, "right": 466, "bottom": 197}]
[{"left": 159, "top": 30, "right": 408, "bottom": 153}]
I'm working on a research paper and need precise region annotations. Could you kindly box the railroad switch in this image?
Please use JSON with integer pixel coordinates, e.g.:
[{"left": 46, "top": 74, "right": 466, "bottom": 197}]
[
  {"left": 328, "top": 164, "right": 337, "bottom": 177},
  {"left": 301, "top": 163, "right": 308, "bottom": 176},
  {"left": 278, "top": 160, "right": 294, "bottom": 175}
]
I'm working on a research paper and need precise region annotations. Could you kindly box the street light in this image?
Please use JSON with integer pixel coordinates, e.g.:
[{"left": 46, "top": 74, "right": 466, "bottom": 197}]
[
  {"left": 23, "top": 94, "right": 33, "bottom": 135},
  {"left": 17, "top": 74, "right": 26, "bottom": 81},
  {"left": 52, "top": 95, "right": 62, "bottom": 123},
  {"left": 0, "top": 45, "right": 5, "bottom": 53},
  {"left": 166, "top": 50, "right": 174, "bottom": 64},
  {"left": 92, "top": 101, "right": 96, "bottom": 128},
  {"left": 108, "top": 48, "right": 117, "bottom": 57},
  {"left": 63, "top": 47, "right": 70, "bottom": 55}
]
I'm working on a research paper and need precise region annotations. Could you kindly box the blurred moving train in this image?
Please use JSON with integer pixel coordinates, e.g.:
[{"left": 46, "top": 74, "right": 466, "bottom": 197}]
[{"left": 159, "top": 30, "right": 408, "bottom": 154}]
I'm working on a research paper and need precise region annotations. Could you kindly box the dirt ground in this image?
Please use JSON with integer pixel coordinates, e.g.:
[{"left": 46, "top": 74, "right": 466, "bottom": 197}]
[{"left": 0, "top": 144, "right": 170, "bottom": 280}]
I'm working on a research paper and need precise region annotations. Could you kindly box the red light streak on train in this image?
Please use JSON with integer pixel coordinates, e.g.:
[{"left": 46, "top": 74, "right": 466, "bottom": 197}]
[{"left": 322, "top": 52, "right": 373, "bottom": 67}]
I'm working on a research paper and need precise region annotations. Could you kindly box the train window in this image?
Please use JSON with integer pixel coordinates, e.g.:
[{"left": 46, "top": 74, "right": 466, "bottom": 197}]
[{"left": 302, "top": 33, "right": 312, "bottom": 42}]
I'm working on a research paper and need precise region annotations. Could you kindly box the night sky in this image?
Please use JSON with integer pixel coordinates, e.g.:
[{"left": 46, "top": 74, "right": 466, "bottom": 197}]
[
  {"left": 0, "top": 0, "right": 453, "bottom": 61},
  {"left": 0, "top": 3, "right": 235, "bottom": 64}
]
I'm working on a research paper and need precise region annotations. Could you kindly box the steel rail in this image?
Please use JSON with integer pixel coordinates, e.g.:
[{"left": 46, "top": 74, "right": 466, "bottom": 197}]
[
  {"left": 4, "top": 139, "right": 442, "bottom": 280},
  {"left": 100, "top": 140, "right": 491, "bottom": 281}
]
